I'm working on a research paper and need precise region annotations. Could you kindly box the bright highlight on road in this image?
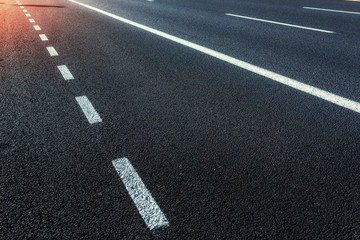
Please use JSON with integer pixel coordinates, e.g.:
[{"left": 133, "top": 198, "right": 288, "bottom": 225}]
[
  {"left": 112, "top": 157, "right": 169, "bottom": 230},
  {"left": 226, "top": 13, "right": 334, "bottom": 33},
  {"left": 68, "top": 0, "right": 360, "bottom": 114}
]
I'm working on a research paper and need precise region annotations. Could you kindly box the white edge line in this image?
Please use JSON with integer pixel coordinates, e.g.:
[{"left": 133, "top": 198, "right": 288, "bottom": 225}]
[
  {"left": 225, "top": 13, "right": 334, "bottom": 33},
  {"left": 68, "top": 0, "right": 360, "bottom": 114},
  {"left": 57, "top": 65, "right": 74, "bottom": 80},
  {"left": 112, "top": 157, "right": 169, "bottom": 230},
  {"left": 304, "top": 6, "right": 360, "bottom": 15},
  {"left": 75, "top": 96, "right": 102, "bottom": 124},
  {"left": 46, "top": 46, "right": 59, "bottom": 56}
]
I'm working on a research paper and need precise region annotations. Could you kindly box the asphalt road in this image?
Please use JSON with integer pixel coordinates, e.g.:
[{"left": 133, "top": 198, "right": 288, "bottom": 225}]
[{"left": 1, "top": 0, "right": 360, "bottom": 238}]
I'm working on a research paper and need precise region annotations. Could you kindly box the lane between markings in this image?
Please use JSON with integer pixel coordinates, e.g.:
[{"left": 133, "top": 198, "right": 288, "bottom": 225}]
[{"left": 68, "top": 0, "right": 360, "bottom": 114}]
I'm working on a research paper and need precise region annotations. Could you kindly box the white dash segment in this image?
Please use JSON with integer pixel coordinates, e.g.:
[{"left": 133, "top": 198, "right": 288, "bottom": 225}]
[
  {"left": 39, "top": 34, "right": 48, "bottom": 41},
  {"left": 225, "top": 13, "right": 334, "bottom": 33},
  {"left": 75, "top": 96, "right": 102, "bottom": 124},
  {"left": 20, "top": 6, "right": 24, "bottom": 8},
  {"left": 46, "top": 46, "right": 59, "bottom": 56},
  {"left": 303, "top": 6, "right": 360, "bottom": 15},
  {"left": 29, "top": 18, "right": 35, "bottom": 23},
  {"left": 57, "top": 65, "right": 74, "bottom": 80},
  {"left": 68, "top": 0, "right": 360, "bottom": 114},
  {"left": 112, "top": 157, "right": 169, "bottom": 230},
  {"left": 33, "top": 25, "right": 41, "bottom": 30},
  {"left": 22, "top": 9, "right": 27, "bottom": 12},
  {"left": 25, "top": 13, "right": 31, "bottom": 17}
]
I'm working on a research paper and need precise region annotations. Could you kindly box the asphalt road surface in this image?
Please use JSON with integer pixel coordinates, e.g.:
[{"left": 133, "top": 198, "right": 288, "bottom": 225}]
[{"left": 1, "top": 0, "right": 360, "bottom": 238}]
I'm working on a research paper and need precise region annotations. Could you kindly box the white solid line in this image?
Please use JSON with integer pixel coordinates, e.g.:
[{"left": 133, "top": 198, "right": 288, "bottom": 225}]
[
  {"left": 57, "top": 65, "right": 74, "bottom": 80},
  {"left": 112, "top": 157, "right": 169, "bottom": 230},
  {"left": 304, "top": 6, "right": 360, "bottom": 15},
  {"left": 75, "top": 96, "right": 102, "bottom": 124},
  {"left": 22, "top": 9, "right": 27, "bottom": 12},
  {"left": 69, "top": 0, "right": 360, "bottom": 114},
  {"left": 226, "top": 13, "right": 334, "bottom": 33},
  {"left": 46, "top": 46, "right": 59, "bottom": 56},
  {"left": 39, "top": 34, "right": 48, "bottom": 41},
  {"left": 29, "top": 18, "right": 35, "bottom": 23},
  {"left": 25, "top": 13, "right": 31, "bottom": 17}
]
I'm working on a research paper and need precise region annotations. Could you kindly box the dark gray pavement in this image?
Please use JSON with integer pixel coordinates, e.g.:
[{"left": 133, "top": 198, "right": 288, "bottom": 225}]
[{"left": 1, "top": 0, "right": 360, "bottom": 239}]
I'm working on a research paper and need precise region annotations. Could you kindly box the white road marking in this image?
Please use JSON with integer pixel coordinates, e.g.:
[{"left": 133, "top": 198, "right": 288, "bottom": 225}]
[
  {"left": 69, "top": 0, "right": 360, "bottom": 114},
  {"left": 20, "top": 6, "right": 24, "bottom": 8},
  {"left": 39, "top": 34, "right": 48, "bottom": 41},
  {"left": 25, "top": 13, "right": 31, "bottom": 17},
  {"left": 146, "top": 0, "right": 154, "bottom": 2},
  {"left": 304, "top": 6, "right": 360, "bottom": 15},
  {"left": 112, "top": 157, "right": 169, "bottom": 230},
  {"left": 75, "top": 96, "right": 102, "bottom": 124},
  {"left": 29, "top": 18, "right": 35, "bottom": 23},
  {"left": 226, "top": 13, "right": 334, "bottom": 33},
  {"left": 57, "top": 65, "right": 74, "bottom": 80},
  {"left": 46, "top": 46, "right": 59, "bottom": 56},
  {"left": 17, "top": 3, "right": 22, "bottom": 5},
  {"left": 22, "top": 9, "right": 27, "bottom": 12},
  {"left": 33, "top": 25, "right": 41, "bottom": 30}
]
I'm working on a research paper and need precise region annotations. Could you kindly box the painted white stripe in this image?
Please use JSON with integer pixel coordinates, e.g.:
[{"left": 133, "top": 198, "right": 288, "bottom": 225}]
[
  {"left": 226, "top": 13, "right": 334, "bottom": 33},
  {"left": 29, "top": 18, "right": 35, "bottom": 23},
  {"left": 25, "top": 13, "right": 31, "bottom": 17},
  {"left": 46, "top": 46, "right": 59, "bottom": 56},
  {"left": 20, "top": 6, "right": 24, "bottom": 8},
  {"left": 75, "top": 96, "right": 102, "bottom": 124},
  {"left": 17, "top": 3, "right": 22, "bottom": 5},
  {"left": 57, "top": 65, "right": 74, "bottom": 80},
  {"left": 33, "top": 25, "right": 41, "bottom": 30},
  {"left": 39, "top": 34, "right": 48, "bottom": 41},
  {"left": 22, "top": 9, "right": 27, "bottom": 12},
  {"left": 112, "top": 157, "right": 169, "bottom": 230},
  {"left": 69, "top": 0, "right": 360, "bottom": 114},
  {"left": 304, "top": 6, "right": 360, "bottom": 15}
]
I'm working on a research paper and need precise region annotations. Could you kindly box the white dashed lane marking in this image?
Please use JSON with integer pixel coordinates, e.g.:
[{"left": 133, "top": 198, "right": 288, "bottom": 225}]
[
  {"left": 75, "top": 96, "right": 102, "bottom": 124},
  {"left": 112, "top": 157, "right": 169, "bottom": 230},
  {"left": 25, "top": 13, "right": 31, "bottom": 17},
  {"left": 57, "top": 65, "right": 74, "bottom": 80},
  {"left": 46, "top": 46, "right": 59, "bottom": 56},
  {"left": 39, "top": 34, "right": 48, "bottom": 41},
  {"left": 33, "top": 25, "right": 41, "bottom": 30},
  {"left": 20, "top": 6, "right": 24, "bottom": 8},
  {"left": 226, "top": 13, "right": 335, "bottom": 33},
  {"left": 304, "top": 6, "right": 360, "bottom": 15},
  {"left": 22, "top": 9, "right": 27, "bottom": 12},
  {"left": 29, "top": 19, "right": 35, "bottom": 23},
  {"left": 68, "top": 0, "right": 360, "bottom": 114}
]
